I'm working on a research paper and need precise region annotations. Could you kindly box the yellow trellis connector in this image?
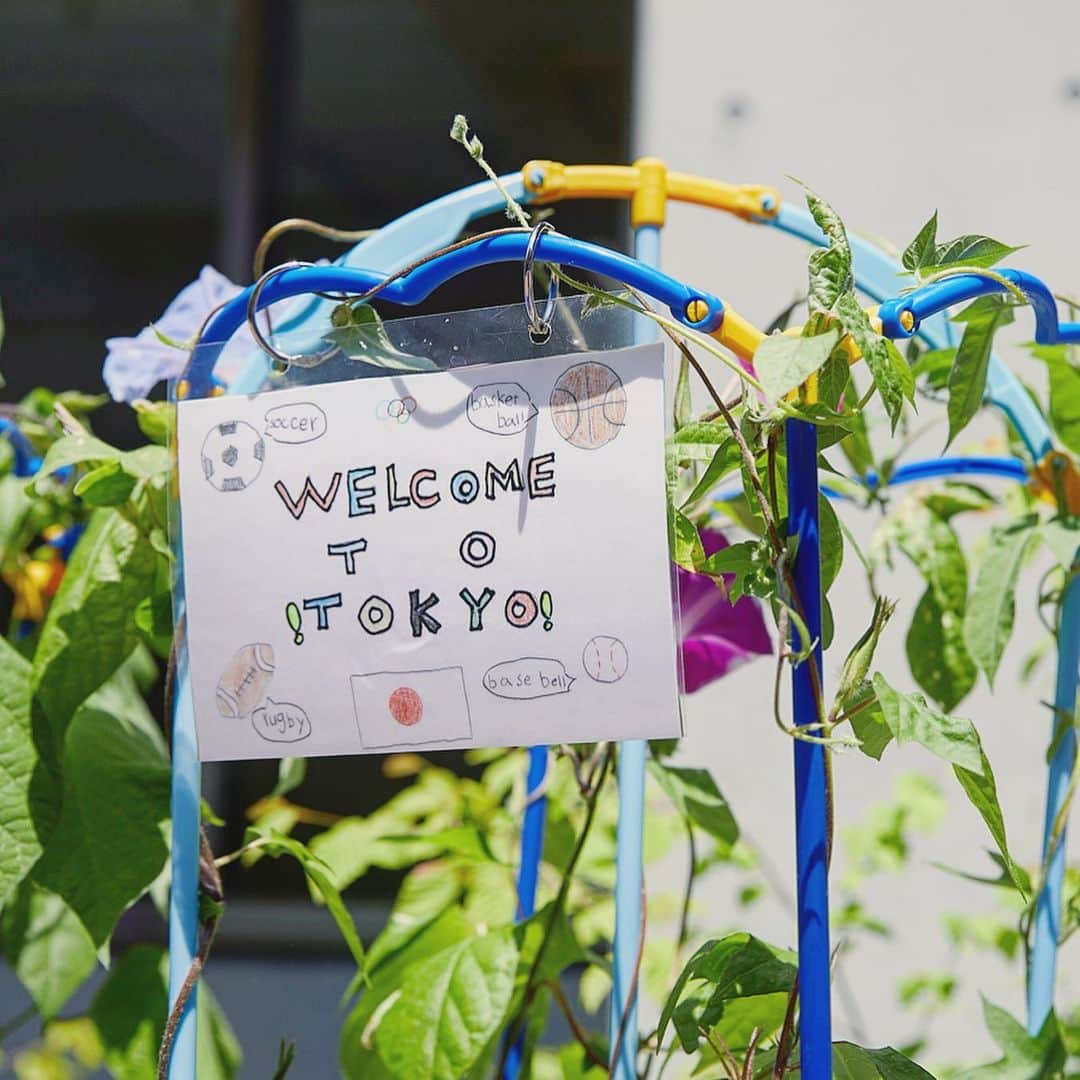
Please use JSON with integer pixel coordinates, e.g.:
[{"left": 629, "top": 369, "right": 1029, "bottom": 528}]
[
  {"left": 523, "top": 160, "right": 781, "bottom": 226},
  {"left": 1031, "top": 451, "right": 1080, "bottom": 515},
  {"left": 523, "top": 160, "right": 922, "bottom": 376}
]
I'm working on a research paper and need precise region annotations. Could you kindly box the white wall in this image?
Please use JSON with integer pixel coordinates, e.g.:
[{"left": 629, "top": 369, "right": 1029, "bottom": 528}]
[{"left": 633, "top": 1, "right": 1079, "bottom": 1067}]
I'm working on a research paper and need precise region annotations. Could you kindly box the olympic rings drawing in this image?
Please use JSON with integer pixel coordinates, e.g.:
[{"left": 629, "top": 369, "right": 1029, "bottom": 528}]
[{"left": 375, "top": 396, "right": 418, "bottom": 424}]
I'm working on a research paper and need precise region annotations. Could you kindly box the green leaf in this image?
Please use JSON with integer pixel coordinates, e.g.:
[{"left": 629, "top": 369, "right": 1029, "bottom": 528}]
[
  {"left": 32, "top": 433, "right": 121, "bottom": 489},
  {"left": 1039, "top": 517, "right": 1080, "bottom": 572},
  {"left": 681, "top": 439, "right": 741, "bottom": 509},
  {"left": 31, "top": 509, "right": 158, "bottom": 747},
  {"left": 673, "top": 353, "right": 692, "bottom": 430},
  {"left": 32, "top": 435, "right": 169, "bottom": 495},
  {"left": 946, "top": 297, "right": 1014, "bottom": 446},
  {"left": 648, "top": 761, "right": 738, "bottom": 847},
  {"left": 672, "top": 507, "right": 705, "bottom": 571},
  {"left": 134, "top": 589, "right": 174, "bottom": 658},
  {"left": 953, "top": 750, "right": 1026, "bottom": 897},
  {"left": 920, "top": 234, "right": 1023, "bottom": 276},
  {"left": 365, "top": 863, "right": 463, "bottom": 976},
  {"left": 753, "top": 329, "right": 840, "bottom": 406},
  {"left": 964, "top": 517, "right": 1037, "bottom": 684},
  {"left": 832, "top": 1041, "right": 934, "bottom": 1078},
  {"left": 703, "top": 991, "right": 790, "bottom": 1056},
  {"left": 90, "top": 944, "right": 168, "bottom": 1080},
  {"left": 819, "top": 492, "right": 844, "bottom": 593},
  {"left": 73, "top": 459, "right": 138, "bottom": 506},
  {"left": 924, "top": 482, "right": 998, "bottom": 520},
  {"left": 817, "top": 347, "right": 851, "bottom": 411},
  {"left": 1029, "top": 343, "right": 1080, "bottom": 455},
  {"left": 799, "top": 185, "right": 853, "bottom": 315},
  {"left": 838, "top": 375, "right": 875, "bottom": 478},
  {"left": 0, "top": 472, "right": 35, "bottom": 558},
  {"left": 902, "top": 211, "right": 938, "bottom": 272},
  {"left": 132, "top": 400, "right": 176, "bottom": 447},
  {"left": 56, "top": 391, "right": 109, "bottom": 417},
  {"left": 375, "top": 929, "right": 519, "bottom": 1080},
  {"left": 849, "top": 690, "right": 893, "bottom": 761},
  {"left": 324, "top": 304, "right": 438, "bottom": 373},
  {"left": 912, "top": 346, "right": 956, "bottom": 391},
  {"left": 906, "top": 588, "right": 977, "bottom": 712},
  {"left": 700, "top": 539, "right": 771, "bottom": 602},
  {"left": 672, "top": 421, "right": 731, "bottom": 445},
  {"left": 245, "top": 828, "right": 365, "bottom": 968},
  {"left": 31, "top": 671, "right": 170, "bottom": 946},
  {"left": 872, "top": 674, "right": 1023, "bottom": 894},
  {"left": 270, "top": 757, "right": 308, "bottom": 799},
  {"left": 955, "top": 999, "right": 1065, "bottom": 1078},
  {"left": 1, "top": 880, "right": 97, "bottom": 1018},
  {"left": 515, "top": 902, "right": 587, "bottom": 987},
  {"left": 340, "top": 909, "right": 474, "bottom": 1079},
  {"left": 836, "top": 293, "right": 912, "bottom": 429},
  {"left": 0, "top": 636, "right": 44, "bottom": 908},
  {"left": 891, "top": 501, "right": 975, "bottom": 709},
  {"left": 658, "top": 933, "right": 795, "bottom": 1049},
  {"left": 872, "top": 673, "right": 982, "bottom": 773}
]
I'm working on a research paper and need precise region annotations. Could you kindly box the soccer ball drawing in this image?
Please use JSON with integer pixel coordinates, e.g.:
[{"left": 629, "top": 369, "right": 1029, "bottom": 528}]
[
  {"left": 549, "top": 361, "right": 627, "bottom": 449},
  {"left": 201, "top": 419, "right": 266, "bottom": 492}
]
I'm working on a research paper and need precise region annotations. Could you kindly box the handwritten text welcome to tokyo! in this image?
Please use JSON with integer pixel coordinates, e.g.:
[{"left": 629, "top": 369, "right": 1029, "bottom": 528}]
[{"left": 276, "top": 454, "right": 557, "bottom": 642}]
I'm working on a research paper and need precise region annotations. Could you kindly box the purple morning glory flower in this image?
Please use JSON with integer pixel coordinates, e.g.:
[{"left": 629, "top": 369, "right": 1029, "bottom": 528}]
[
  {"left": 102, "top": 263, "right": 325, "bottom": 402},
  {"left": 677, "top": 526, "right": 772, "bottom": 694},
  {"left": 102, "top": 266, "right": 246, "bottom": 402}
]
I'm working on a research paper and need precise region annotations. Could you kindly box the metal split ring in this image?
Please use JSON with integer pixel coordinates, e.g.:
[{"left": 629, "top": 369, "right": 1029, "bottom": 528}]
[
  {"left": 246, "top": 261, "right": 341, "bottom": 373},
  {"left": 522, "top": 221, "right": 559, "bottom": 344}
]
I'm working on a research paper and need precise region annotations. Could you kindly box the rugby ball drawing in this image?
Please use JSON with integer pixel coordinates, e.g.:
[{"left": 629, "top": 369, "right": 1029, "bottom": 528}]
[
  {"left": 216, "top": 642, "right": 275, "bottom": 718},
  {"left": 549, "top": 362, "right": 627, "bottom": 450},
  {"left": 201, "top": 419, "right": 266, "bottom": 492}
]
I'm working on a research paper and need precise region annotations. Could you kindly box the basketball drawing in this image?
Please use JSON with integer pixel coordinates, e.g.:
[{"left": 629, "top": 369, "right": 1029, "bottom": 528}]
[
  {"left": 201, "top": 419, "right": 266, "bottom": 492},
  {"left": 215, "top": 642, "right": 275, "bottom": 718},
  {"left": 582, "top": 635, "right": 630, "bottom": 683},
  {"left": 549, "top": 362, "right": 627, "bottom": 449}
]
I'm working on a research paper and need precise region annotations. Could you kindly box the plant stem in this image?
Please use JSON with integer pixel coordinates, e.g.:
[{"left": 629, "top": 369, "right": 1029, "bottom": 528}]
[
  {"left": 545, "top": 980, "right": 607, "bottom": 1069},
  {"left": 156, "top": 913, "right": 219, "bottom": 1080},
  {"left": 673, "top": 815, "right": 697, "bottom": 967},
  {"left": 497, "top": 746, "right": 614, "bottom": 1075}
]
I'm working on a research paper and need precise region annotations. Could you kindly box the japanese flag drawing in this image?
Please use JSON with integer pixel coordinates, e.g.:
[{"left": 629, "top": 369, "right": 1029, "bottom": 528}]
[{"left": 350, "top": 666, "right": 472, "bottom": 749}]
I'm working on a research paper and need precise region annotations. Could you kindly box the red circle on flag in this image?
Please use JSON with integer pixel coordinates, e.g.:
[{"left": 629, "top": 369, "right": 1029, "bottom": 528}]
[{"left": 388, "top": 686, "right": 423, "bottom": 727}]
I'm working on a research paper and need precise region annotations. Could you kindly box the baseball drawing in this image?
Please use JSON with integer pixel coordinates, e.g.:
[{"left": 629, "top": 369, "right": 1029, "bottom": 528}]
[
  {"left": 582, "top": 635, "right": 629, "bottom": 683},
  {"left": 549, "top": 361, "right": 627, "bottom": 450},
  {"left": 216, "top": 642, "right": 275, "bottom": 718},
  {"left": 201, "top": 419, "right": 266, "bottom": 492}
]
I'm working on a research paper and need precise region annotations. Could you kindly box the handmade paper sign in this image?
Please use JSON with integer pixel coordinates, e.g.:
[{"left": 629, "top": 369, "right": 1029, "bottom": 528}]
[{"left": 176, "top": 342, "right": 681, "bottom": 761}]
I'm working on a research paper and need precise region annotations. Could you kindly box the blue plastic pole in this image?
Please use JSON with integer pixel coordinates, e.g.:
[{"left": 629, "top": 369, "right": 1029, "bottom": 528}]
[
  {"left": 786, "top": 417, "right": 831, "bottom": 1078},
  {"left": 1028, "top": 552, "right": 1080, "bottom": 1034},
  {"left": 166, "top": 634, "right": 201, "bottom": 1078},
  {"left": 607, "top": 223, "right": 661, "bottom": 1079},
  {"left": 515, "top": 747, "right": 549, "bottom": 924},
  {"left": 502, "top": 744, "right": 549, "bottom": 1080}
]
